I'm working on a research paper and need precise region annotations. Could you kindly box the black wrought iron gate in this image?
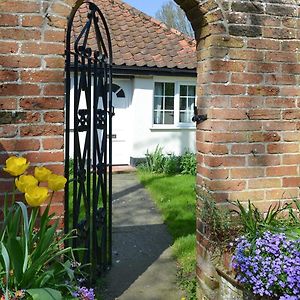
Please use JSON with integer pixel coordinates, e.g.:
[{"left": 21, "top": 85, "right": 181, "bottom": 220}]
[{"left": 64, "top": 1, "right": 113, "bottom": 279}]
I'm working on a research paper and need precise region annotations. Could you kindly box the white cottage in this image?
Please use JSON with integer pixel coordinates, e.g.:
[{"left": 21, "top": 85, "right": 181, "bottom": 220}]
[{"left": 72, "top": 0, "right": 197, "bottom": 165}]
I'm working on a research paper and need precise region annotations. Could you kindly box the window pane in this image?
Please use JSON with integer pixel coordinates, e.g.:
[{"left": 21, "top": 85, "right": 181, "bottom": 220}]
[
  {"left": 154, "top": 96, "right": 163, "bottom": 109},
  {"left": 188, "top": 98, "right": 195, "bottom": 110},
  {"left": 154, "top": 111, "right": 163, "bottom": 124},
  {"left": 154, "top": 83, "right": 163, "bottom": 95},
  {"left": 165, "top": 83, "right": 174, "bottom": 96},
  {"left": 165, "top": 97, "right": 174, "bottom": 110},
  {"left": 188, "top": 85, "right": 196, "bottom": 96},
  {"left": 180, "top": 111, "right": 193, "bottom": 123},
  {"left": 180, "top": 97, "right": 187, "bottom": 110},
  {"left": 164, "top": 111, "right": 174, "bottom": 124},
  {"left": 180, "top": 85, "right": 187, "bottom": 97}
]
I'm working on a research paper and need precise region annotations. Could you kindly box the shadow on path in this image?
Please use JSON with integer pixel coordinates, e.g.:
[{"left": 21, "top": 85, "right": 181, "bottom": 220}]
[{"left": 102, "top": 173, "right": 184, "bottom": 300}]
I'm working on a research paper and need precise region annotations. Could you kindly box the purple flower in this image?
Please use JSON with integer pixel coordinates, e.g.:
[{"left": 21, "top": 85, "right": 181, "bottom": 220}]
[
  {"left": 233, "top": 231, "right": 300, "bottom": 298},
  {"left": 72, "top": 286, "right": 95, "bottom": 300}
]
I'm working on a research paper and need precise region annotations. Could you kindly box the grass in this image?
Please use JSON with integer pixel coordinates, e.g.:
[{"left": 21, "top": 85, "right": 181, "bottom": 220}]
[{"left": 137, "top": 170, "right": 197, "bottom": 299}]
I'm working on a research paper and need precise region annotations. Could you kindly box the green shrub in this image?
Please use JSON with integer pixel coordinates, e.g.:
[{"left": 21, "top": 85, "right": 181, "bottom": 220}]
[
  {"left": 163, "top": 154, "right": 181, "bottom": 175},
  {"left": 180, "top": 151, "right": 196, "bottom": 175}
]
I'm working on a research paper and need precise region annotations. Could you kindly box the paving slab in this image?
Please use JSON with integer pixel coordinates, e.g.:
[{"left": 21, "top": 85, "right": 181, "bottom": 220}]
[{"left": 102, "top": 173, "right": 185, "bottom": 300}]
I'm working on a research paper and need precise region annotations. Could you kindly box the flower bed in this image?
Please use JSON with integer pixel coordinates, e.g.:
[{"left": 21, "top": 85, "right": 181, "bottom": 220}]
[{"left": 1, "top": 156, "right": 95, "bottom": 300}]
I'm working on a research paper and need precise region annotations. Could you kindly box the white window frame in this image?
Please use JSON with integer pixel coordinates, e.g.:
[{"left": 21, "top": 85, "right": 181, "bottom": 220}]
[{"left": 152, "top": 78, "right": 196, "bottom": 129}]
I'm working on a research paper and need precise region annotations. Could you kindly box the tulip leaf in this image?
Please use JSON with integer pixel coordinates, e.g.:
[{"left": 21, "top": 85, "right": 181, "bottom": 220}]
[
  {"left": 7, "top": 237, "right": 23, "bottom": 282},
  {"left": 26, "top": 288, "right": 62, "bottom": 300},
  {"left": 16, "top": 201, "right": 29, "bottom": 272},
  {"left": 0, "top": 242, "right": 10, "bottom": 300}
]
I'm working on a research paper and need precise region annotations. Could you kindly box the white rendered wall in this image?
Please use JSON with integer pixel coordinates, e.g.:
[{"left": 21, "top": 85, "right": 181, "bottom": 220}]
[{"left": 130, "top": 75, "right": 196, "bottom": 160}]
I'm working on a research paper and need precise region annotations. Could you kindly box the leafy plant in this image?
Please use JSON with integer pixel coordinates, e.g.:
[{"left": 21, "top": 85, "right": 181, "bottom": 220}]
[
  {"left": 163, "top": 154, "right": 181, "bottom": 175},
  {"left": 199, "top": 191, "right": 241, "bottom": 251},
  {"left": 1, "top": 156, "right": 93, "bottom": 300},
  {"left": 144, "top": 145, "right": 166, "bottom": 173},
  {"left": 180, "top": 151, "right": 196, "bottom": 175}
]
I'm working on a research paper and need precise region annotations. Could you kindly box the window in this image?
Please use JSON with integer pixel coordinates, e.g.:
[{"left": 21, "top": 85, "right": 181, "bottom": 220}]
[
  {"left": 179, "top": 85, "right": 196, "bottom": 123},
  {"left": 153, "top": 81, "right": 196, "bottom": 127},
  {"left": 153, "top": 82, "right": 175, "bottom": 124}
]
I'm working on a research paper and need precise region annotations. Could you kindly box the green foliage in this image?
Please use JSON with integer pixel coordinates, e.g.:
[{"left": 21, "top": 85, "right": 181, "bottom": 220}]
[
  {"left": 233, "top": 200, "right": 283, "bottom": 241},
  {"left": 180, "top": 151, "right": 196, "bottom": 175},
  {"left": 163, "top": 154, "right": 181, "bottom": 175},
  {"left": 144, "top": 146, "right": 165, "bottom": 173},
  {"left": 139, "top": 146, "right": 196, "bottom": 176},
  {"left": 137, "top": 171, "right": 196, "bottom": 299},
  {"left": 0, "top": 198, "right": 81, "bottom": 299},
  {"left": 199, "top": 191, "right": 241, "bottom": 250}
]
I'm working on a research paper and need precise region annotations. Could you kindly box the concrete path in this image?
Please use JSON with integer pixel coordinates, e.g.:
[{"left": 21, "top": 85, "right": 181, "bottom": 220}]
[{"left": 102, "top": 173, "right": 185, "bottom": 300}]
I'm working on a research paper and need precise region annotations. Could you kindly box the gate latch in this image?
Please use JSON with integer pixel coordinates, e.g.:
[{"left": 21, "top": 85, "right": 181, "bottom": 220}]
[{"left": 192, "top": 106, "right": 207, "bottom": 124}]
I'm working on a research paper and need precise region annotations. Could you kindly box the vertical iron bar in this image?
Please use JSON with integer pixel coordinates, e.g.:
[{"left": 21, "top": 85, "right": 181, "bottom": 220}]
[
  {"left": 73, "top": 54, "right": 79, "bottom": 251},
  {"left": 64, "top": 50, "right": 70, "bottom": 240},
  {"left": 108, "top": 60, "right": 113, "bottom": 267},
  {"left": 92, "top": 52, "right": 99, "bottom": 275},
  {"left": 86, "top": 53, "right": 92, "bottom": 280}
]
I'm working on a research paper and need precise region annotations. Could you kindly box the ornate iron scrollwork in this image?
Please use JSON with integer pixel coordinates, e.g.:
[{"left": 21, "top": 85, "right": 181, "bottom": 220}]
[{"left": 65, "top": 1, "right": 113, "bottom": 281}]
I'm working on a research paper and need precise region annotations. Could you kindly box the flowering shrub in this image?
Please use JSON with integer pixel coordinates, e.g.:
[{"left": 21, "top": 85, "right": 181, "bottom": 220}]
[
  {"left": 0, "top": 156, "right": 93, "bottom": 300},
  {"left": 233, "top": 231, "right": 300, "bottom": 299}
]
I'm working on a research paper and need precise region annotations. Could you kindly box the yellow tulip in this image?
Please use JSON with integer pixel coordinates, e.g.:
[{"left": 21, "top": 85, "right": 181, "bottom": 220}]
[
  {"left": 34, "top": 166, "right": 52, "bottom": 182},
  {"left": 15, "top": 175, "right": 38, "bottom": 193},
  {"left": 3, "top": 156, "right": 29, "bottom": 177},
  {"left": 47, "top": 174, "right": 67, "bottom": 191},
  {"left": 25, "top": 186, "right": 49, "bottom": 207}
]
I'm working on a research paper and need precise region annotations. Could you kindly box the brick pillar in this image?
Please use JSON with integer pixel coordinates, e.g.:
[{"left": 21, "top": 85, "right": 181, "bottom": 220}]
[
  {"left": 176, "top": 0, "right": 300, "bottom": 298},
  {"left": 0, "top": 0, "right": 78, "bottom": 217}
]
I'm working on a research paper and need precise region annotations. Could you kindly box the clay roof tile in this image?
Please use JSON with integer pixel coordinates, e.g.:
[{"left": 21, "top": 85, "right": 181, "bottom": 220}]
[{"left": 71, "top": 0, "right": 196, "bottom": 70}]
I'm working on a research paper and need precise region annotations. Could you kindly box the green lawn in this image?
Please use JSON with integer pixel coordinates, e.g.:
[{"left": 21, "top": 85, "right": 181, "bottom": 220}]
[{"left": 137, "top": 171, "right": 197, "bottom": 299}]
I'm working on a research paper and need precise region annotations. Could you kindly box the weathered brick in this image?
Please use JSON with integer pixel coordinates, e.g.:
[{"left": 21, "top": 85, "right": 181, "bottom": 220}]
[
  {"left": 44, "top": 57, "right": 65, "bottom": 69},
  {"left": 265, "top": 188, "right": 298, "bottom": 200},
  {"left": 0, "top": 1, "right": 40, "bottom": 13},
  {"left": 21, "top": 42, "right": 64, "bottom": 55},
  {"left": 0, "top": 41, "right": 18, "bottom": 54},
  {"left": 248, "top": 155, "right": 280, "bottom": 166},
  {"left": 22, "top": 15, "right": 44, "bottom": 27},
  {"left": 20, "top": 97, "right": 64, "bottom": 110},
  {"left": 43, "top": 84, "right": 64, "bottom": 96},
  {"left": 20, "top": 125, "right": 63, "bottom": 136},
  {"left": 266, "top": 166, "right": 298, "bottom": 177},
  {"left": 0, "top": 28, "right": 40, "bottom": 40},
  {"left": 44, "top": 111, "right": 64, "bottom": 123},
  {"left": 231, "top": 73, "right": 263, "bottom": 84},
  {"left": 267, "top": 143, "right": 299, "bottom": 154},
  {"left": 42, "top": 138, "right": 64, "bottom": 150},
  {"left": 0, "top": 139, "right": 40, "bottom": 151},
  {"left": 247, "top": 86, "right": 280, "bottom": 96},
  {"left": 0, "top": 14, "right": 18, "bottom": 26},
  {"left": 20, "top": 70, "right": 64, "bottom": 83},
  {"left": 231, "top": 168, "right": 265, "bottom": 179},
  {"left": 0, "top": 84, "right": 40, "bottom": 96},
  {"left": 282, "top": 177, "right": 300, "bottom": 187},
  {"left": 0, "top": 125, "right": 18, "bottom": 138},
  {"left": 44, "top": 30, "right": 65, "bottom": 42},
  {"left": 248, "top": 178, "right": 281, "bottom": 189},
  {"left": 0, "top": 55, "right": 41, "bottom": 68},
  {"left": 0, "top": 70, "right": 18, "bottom": 82},
  {"left": 0, "top": 98, "right": 17, "bottom": 110}
]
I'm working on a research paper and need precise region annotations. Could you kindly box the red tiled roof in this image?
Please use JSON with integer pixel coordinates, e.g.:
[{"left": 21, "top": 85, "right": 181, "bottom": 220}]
[{"left": 71, "top": 0, "right": 197, "bottom": 70}]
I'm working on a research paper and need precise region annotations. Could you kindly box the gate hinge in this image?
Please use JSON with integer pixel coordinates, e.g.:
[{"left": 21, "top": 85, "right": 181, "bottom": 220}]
[{"left": 192, "top": 106, "right": 207, "bottom": 124}]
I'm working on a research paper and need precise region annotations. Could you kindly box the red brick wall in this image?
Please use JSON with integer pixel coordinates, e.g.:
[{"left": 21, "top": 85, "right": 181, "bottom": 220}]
[
  {"left": 175, "top": 0, "right": 300, "bottom": 298},
  {"left": 0, "top": 0, "right": 78, "bottom": 216}
]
